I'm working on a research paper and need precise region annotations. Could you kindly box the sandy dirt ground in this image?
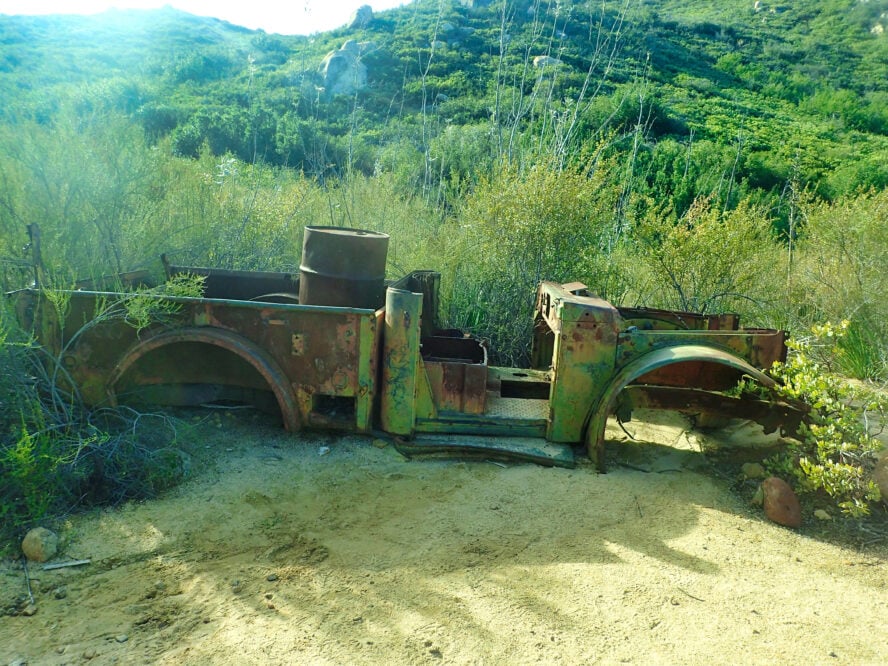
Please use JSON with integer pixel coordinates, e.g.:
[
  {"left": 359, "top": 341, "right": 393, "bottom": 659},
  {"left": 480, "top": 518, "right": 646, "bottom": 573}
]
[{"left": 2, "top": 410, "right": 887, "bottom": 665}]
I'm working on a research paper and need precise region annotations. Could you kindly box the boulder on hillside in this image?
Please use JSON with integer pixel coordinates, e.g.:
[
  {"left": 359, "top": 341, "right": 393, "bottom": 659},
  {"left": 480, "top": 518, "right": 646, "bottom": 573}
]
[
  {"left": 320, "top": 40, "right": 377, "bottom": 96},
  {"left": 348, "top": 5, "right": 373, "bottom": 30},
  {"left": 533, "top": 55, "right": 563, "bottom": 69}
]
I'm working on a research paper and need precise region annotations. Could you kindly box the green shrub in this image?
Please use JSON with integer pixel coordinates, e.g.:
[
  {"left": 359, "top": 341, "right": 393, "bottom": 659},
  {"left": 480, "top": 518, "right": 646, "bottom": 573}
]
[
  {"left": 764, "top": 321, "right": 884, "bottom": 518},
  {"left": 0, "top": 279, "right": 203, "bottom": 553},
  {"left": 633, "top": 196, "right": 785, "bottom": 319},
  {"left": 441, "top": 159, "right": 622, "bottom": 364}
]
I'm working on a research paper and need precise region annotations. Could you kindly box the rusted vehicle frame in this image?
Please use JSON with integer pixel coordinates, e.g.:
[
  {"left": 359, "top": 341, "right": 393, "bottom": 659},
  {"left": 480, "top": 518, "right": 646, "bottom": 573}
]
[{"left": 11, "top": 263, "right": 802, "bottom": 471}]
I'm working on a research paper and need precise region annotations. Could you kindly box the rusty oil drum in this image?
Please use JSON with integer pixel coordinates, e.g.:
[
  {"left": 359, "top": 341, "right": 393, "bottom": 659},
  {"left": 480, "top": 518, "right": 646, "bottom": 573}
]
[{"left": 298, "top": 226, "right": 389, "bottom": 309}]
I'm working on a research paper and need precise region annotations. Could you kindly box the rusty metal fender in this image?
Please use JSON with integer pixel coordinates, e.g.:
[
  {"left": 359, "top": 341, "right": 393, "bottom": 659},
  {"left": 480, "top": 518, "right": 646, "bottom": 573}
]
[
  {"left": 584, "top": 344, "right": 776, "bottom": 471},
  {"left": 106, "top": 326, "right": 302, "bottom": 432}
]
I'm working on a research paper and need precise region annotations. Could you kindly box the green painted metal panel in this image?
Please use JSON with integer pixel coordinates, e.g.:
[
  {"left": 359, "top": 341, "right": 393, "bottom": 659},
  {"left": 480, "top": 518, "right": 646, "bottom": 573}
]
[
  {"left": 379, "top": 287, "right": 423, "bottom": 435},
  {"left": 354, "top": 312, "right": 381, "bottom": 431},
  {"left": 546, "top": 297, "right": 620, "bottom": 442}
]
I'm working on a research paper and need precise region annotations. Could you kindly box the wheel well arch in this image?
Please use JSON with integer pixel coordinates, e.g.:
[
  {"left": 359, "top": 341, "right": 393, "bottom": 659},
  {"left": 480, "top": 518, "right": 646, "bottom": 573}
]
[
  {"left": 107, "top": 327, "right": 301, "bottom": 431},
  {"left": 584, "top": 344, "right": 776, "bottom": 470}
]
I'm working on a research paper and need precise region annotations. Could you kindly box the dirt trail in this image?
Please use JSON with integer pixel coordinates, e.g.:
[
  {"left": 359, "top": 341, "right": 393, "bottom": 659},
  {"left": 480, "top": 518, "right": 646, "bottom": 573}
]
[{"left": 2, "top": 412, "right": 886, "bottom": 665}]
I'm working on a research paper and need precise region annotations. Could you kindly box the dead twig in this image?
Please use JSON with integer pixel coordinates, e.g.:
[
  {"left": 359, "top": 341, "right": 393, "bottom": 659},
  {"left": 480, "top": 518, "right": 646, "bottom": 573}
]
[
  {"left": 22, "top": 558, "right": 34, "bottom": 605},
  {"left": 677, "top": 587, "right": 705, "bottom": 602},
  {"left": 618, "top": 418, "right": 637, "bottom": 440},
  {"left": 42, "top": 559, "right": 92, "bottom": 571}
]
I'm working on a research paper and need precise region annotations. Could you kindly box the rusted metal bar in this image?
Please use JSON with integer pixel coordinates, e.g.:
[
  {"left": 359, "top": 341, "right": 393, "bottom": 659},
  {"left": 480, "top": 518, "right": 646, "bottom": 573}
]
[{"left": 619, "top": 385, "right": 805, "bottom": 437}]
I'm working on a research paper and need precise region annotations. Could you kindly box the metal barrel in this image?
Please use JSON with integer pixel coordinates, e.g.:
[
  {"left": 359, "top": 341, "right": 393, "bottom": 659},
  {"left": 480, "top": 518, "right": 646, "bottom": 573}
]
[{"left": 298, "top": 226, "right": 389, "bottom": 308}]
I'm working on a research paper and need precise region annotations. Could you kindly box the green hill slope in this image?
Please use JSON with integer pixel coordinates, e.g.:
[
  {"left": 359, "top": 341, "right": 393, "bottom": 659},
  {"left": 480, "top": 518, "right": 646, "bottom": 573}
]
[{"left": 1, "top": 0, "right": 886, "bottom": 201}]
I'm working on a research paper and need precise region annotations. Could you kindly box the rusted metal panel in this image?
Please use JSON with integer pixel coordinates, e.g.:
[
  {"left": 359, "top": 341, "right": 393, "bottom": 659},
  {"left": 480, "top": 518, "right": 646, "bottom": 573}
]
[
  {"left": 415, "top": 393, "right": 548, "bottom": 438},
  {"left": 18, "top": 287, "right": 381, "bottom": 433},
  {"left": 107, "top": 326, "right": 302, "bottom": 431},
  {"left": 395, "top": 434, "right": 574, "bottom": 468},
  {"left": 354, "top": 311, "right": 383, "bottom": 431},
  {"left": 164, "top": 260, "right": 299, "bottom": 302},
  {"left": 616, "top": 329, "right": 786, "bottom": 371},
  {"left": 632, "top": 360, "right": 744, "bottom": 391},
  {"left": 396, "top": 271, "right": 442, "bottom": 337},
  {"left": 617, "top": 306, "right": 740, "bottom": 331},
  {"left": 421, "top": 335, "right": 488, "bottom": 414},
  {"left": 489, "top": 366, "right": 551, "bottom": 399}
]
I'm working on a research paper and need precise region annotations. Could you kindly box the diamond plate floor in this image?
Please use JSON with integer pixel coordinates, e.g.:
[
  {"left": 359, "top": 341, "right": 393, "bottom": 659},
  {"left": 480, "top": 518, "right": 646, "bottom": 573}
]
[{"left": 485, "top": 395, "right": 549, "bottom": 421}]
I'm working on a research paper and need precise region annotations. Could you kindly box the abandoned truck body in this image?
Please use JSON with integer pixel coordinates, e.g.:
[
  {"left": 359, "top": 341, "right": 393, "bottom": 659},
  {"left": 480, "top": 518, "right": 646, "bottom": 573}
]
[{"left": 10, "top": 227, "right": 801, "bottom": 469}]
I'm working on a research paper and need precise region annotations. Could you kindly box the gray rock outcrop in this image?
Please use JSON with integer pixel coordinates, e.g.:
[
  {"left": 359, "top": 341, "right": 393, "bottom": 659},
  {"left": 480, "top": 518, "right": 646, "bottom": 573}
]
[
  {"left": 533, "top": 55, "right": 563, "bottom": 69},
  {"left": 320, "top": 40, "right": 376, "bottom": 96},
  {"left": 348, "top": 5, "right": 373, "bottom": 30}
]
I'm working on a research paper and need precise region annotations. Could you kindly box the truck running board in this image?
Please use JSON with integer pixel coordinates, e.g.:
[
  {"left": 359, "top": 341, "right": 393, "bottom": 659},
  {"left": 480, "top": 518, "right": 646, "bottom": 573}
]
[{"left": 393, "top": 434, "right": 576, "bottom": 468}]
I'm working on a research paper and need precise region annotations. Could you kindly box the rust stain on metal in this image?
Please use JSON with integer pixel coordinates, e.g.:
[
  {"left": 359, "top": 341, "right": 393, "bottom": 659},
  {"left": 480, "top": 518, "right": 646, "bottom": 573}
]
[{"left": 422, "top": 335, "right": 488, "bottom": 414}]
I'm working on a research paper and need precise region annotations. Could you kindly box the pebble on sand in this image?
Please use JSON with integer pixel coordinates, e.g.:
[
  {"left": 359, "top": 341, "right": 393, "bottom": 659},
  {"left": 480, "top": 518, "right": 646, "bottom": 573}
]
[{"left": 762, "top": 477, "right": 802, "bottom": 528}]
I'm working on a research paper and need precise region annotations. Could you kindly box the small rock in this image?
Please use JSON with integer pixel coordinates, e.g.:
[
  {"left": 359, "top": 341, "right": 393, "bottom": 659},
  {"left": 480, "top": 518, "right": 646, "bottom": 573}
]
[
  {"left": 82, "top": 648, "right": 98, "bottom": 660},
  {"left": 53, "top": 587, "right": 67, "bottom": 599},
  {"left": 115, "top": 634, "right": 128, "bottom": 643},
  {"left": 762, "top": 477, "right": 802, "bottom": 528},
  {"left": 741, "top": 462, "right": 767, "bottom": 480},
  {"left": 9, "top": 658, "right": 27, "bottom": 666},
  {"left": 231, "top": 579, "right": 243, "bottom": 594},
  {"left": 318, "top": 446, "right": 331, "bottom": 456},
  {"left": 814, "top": 509, "right": 832, "bottom": 521},
  {"left": 21, "top": 603, "right": 37, "bottom": 616},
  {"left": 266, "top": 573, "right": 279, "bottom": 582},
  {"left": 21, "top": 527, "right": 59, "bottom": 562}
]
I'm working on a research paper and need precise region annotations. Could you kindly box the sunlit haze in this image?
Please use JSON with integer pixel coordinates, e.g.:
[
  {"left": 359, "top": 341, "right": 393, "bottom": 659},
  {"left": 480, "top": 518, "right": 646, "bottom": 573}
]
[{"left": 0, "top": 0, "right": 412, "bottom": 35}]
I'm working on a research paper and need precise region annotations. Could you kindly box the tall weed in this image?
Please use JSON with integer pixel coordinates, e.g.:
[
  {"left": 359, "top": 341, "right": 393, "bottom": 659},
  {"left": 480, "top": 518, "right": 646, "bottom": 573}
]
[
  {"left": 792, "top": 189, "right": 888, "bottom": 379},
  {"left": 632, "top": 197, "right": 786, "bottom": 321},
  {"left": 442, "top": 159, "right": 623, "bottom": 364}
]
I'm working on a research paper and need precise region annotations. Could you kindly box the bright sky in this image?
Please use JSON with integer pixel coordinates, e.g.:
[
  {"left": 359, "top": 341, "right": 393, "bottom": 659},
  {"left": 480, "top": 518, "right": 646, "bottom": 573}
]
[{"left": 0, "top": 0, "right": 412, "bottom": 35}]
